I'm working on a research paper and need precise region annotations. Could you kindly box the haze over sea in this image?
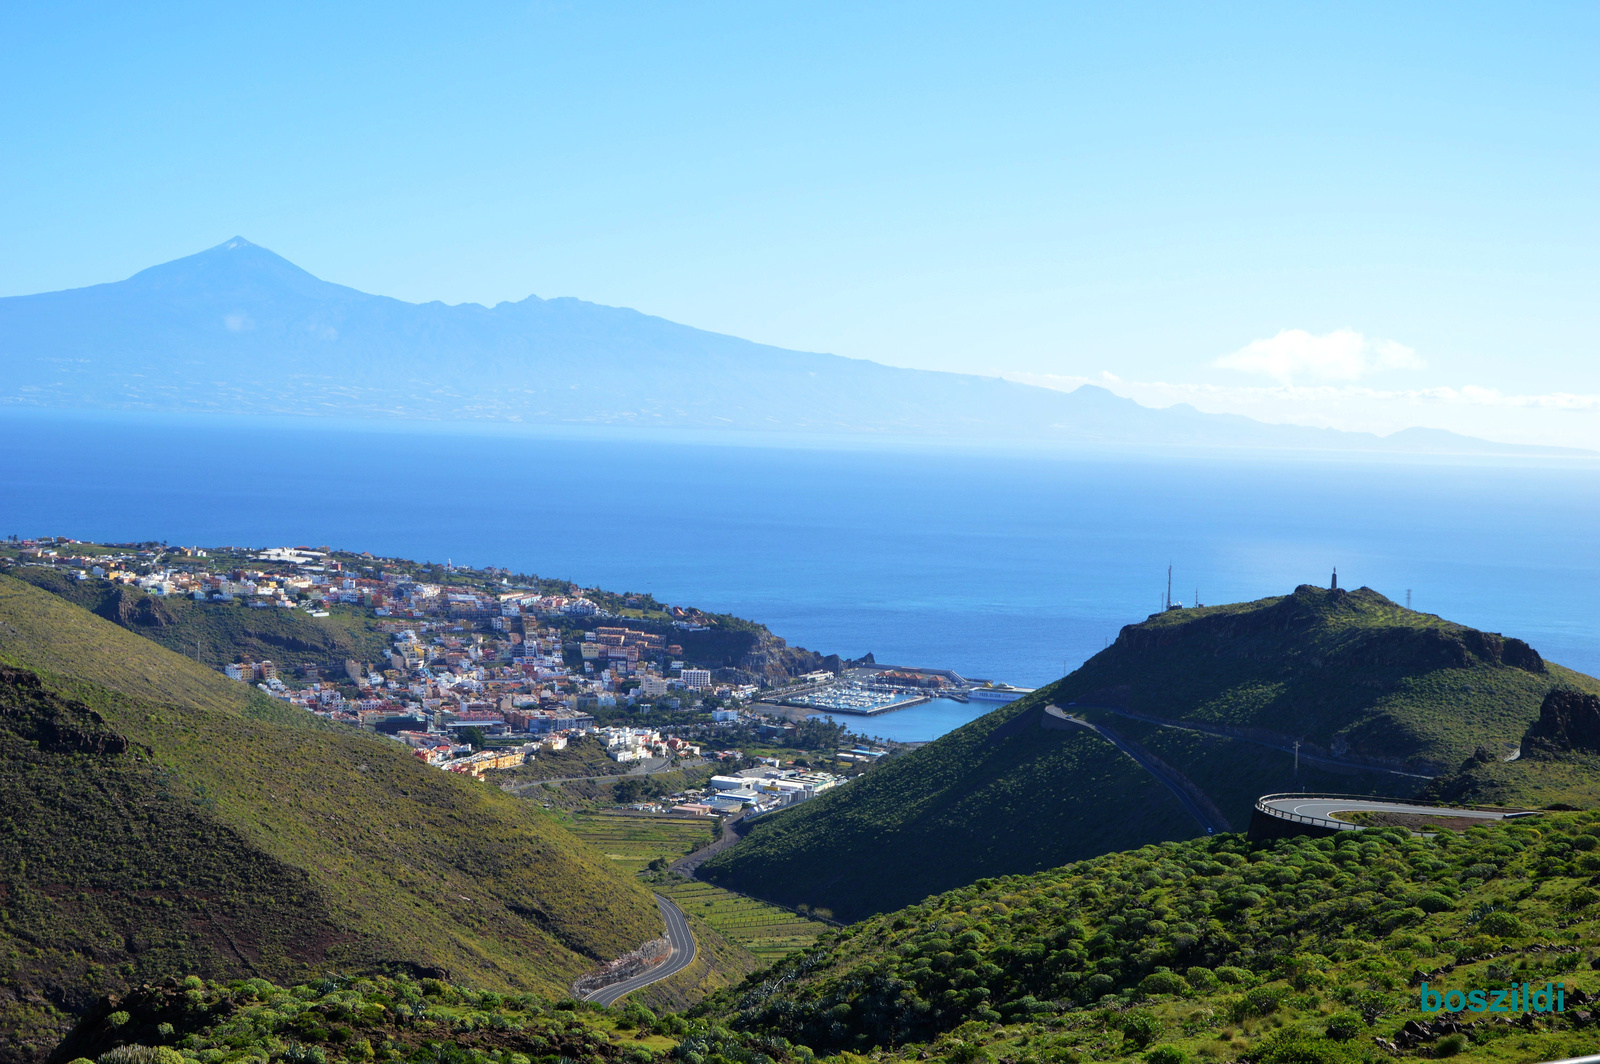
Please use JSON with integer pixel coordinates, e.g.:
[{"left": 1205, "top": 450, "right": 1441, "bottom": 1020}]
[{"left": 4, "top": 409, "right": 1596, "bottom": 742}]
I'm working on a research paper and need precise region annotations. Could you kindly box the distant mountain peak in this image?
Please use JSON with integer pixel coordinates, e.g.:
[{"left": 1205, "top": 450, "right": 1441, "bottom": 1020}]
[{"left": 0, "top": 238, "right": 1585, "bottom": 457}]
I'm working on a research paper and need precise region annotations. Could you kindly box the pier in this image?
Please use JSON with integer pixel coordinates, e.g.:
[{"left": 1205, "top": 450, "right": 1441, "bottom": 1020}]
[{"left": 758, "top": 663, "right": 1031, "bottom": 717}]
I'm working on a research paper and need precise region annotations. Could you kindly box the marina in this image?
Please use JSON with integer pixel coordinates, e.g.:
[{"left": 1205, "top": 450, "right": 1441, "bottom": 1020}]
[{"left": 761, "top": 665, "right": 1035, "bottom": 717}]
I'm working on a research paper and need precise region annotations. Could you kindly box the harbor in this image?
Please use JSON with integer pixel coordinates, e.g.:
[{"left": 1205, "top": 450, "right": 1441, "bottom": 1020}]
[{"left": 760, "top": 664, "right": 1034, "bottom": 717}]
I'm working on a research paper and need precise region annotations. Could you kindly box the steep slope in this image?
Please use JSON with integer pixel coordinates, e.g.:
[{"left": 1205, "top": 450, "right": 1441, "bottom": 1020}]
[
  {"left": 0, "top": 238, "right": 1575, "bottom": 455},
  {"left": 700, "top": 586, "right": 1600, "bottom": 921},
  {"left": 10, "top": 568, "right": 390, "bottom": 673},
  {"left": 0, "top": 576, "right": 664, "bottom": 1062},
  {"left": 1422, "top": 688, "right": 1600, "bottom": 810},
  {"left": 699, "top": 813, "right": 1600, "bottom": 1064},
  {"left": 1051, "top": 585, "right": 1577, "bottom": 773},
  {"left": 41, "top": 817, "right": 1600, "bottom": 1064}
]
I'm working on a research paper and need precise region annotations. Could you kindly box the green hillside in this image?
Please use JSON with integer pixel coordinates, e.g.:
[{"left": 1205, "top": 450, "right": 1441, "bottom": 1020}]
[
  {"left": 0, "top": 576, "right": 666, "bottom": 1063},
  {"left": 10, "top": 567, "right": 391, "bottom": 673},
  {"left": 700, "top": 812, "right": 1600, "bottom": 1064},
  {"left": 1052, "top": 586, "right": 1585, "bottom": 772},
  {"left": 42, "top": 972, "right": 817, "bottom": 1064},
  {"left": 41, "top": 817, "right": 1600, "bottom": 1064},
  {"left": 700, "top": 586, "right": 1600, "bottom": 921}
]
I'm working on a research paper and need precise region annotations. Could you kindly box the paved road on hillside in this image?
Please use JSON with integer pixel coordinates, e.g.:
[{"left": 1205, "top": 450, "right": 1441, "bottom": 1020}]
[
  {"left": 1062, "top": 702, "right": 1434, "bottom": 779},
  {"left": 582, "top": 894, "right": 697, "bottom": 1006},
  {"left": 670, "top": 810, "right": 755, "bottom": 877},
  {"left": 504, "top": 757, "right": 707, "bottom": 790},
  {"left": 1042, "top": 705, "right": 1231, "bottom": 835},
  {"left": 1257, "top": 795, "right": 1514, "bottom": 830}
]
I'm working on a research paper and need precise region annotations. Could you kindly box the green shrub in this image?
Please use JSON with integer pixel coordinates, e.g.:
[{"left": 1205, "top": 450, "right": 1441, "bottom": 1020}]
[
  {"left": 1435, "top": 1034, "right": 1467, "bottom": 1057},
  {"left": 1413, "top": 892, "right": 1454, "bottom": 914},
  {"left": 1122, "top": 1011, "right": 1164, "bottom": 1049},
  {"left": 1240, "top": 1030, "right": 1366, "bottom": 1064},
  {"left": 1383, "top": 907, "right": 1427, "bottom": 931},
  {"left": 276, "top": 1048, "right": 326, "bottom": 1064},
  {"left": 944, "top": 1044, "right": 991, "bottom": 1064},
  {"left": 1230, "top": 987, "right": 1285, "bottom": 1022},
  {"left": 100, "top": 1049, "right": 185, "bottom": 1064},
  {"left": 1324, "top": 1014, "right": 1362, "bottom": 1041},
  {"left": 1138, "top": 971, "right": 1191, "bottom": 998},
  {"left": 1479, "top": 912, "right": 1525, "bottom": 937},
  {"left": 1567, "top": 887, "right": 1600, "bottom": 912},
  {"left": 1215, "top": 966, "right": 1252, "bottom": 985},
  {"left": 1185, "top": 967, "right": 1220, "bottom": 992},
  {"left": 1080, "top": 973, "right": 1115, "bottom": 1001},
  {"left": 1145, "top": 1047, "right": 1187, "bottom": 1064}
]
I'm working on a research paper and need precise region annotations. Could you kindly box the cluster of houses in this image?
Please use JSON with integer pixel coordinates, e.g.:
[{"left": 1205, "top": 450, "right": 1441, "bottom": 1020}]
[
  {"left": 7, "top": 540, "right": 876, "bottom": 812},
  {"left": 667, "top": 765, "right": 847, "bottom": 817}
]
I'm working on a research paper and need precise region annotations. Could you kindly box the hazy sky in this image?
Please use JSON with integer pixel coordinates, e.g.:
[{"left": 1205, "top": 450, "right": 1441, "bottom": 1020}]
[{"left": 3, "top": 3, "right": 1597, "bottom": 446}]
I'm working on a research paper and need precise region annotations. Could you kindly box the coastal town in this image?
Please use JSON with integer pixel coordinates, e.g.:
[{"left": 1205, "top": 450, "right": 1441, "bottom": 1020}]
[{"left": 3, "top": 535, "right": 884, "bottom": 818}]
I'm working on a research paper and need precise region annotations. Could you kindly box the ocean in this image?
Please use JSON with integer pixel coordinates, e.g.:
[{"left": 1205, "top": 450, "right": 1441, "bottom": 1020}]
[{"left": 3, "top": 409, "right": 1596, "bottom": 742}]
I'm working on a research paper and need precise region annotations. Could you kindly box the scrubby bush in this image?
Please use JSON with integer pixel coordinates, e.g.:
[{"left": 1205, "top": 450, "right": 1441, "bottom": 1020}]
[
  {"left": 1138, "top": 971, "right": 1191, "bottom": 998},
  {"left": 1080, "top": 973, "right": 1115, "bottom": 1001},
  {"left": 1122, "top": 1011, "right": 1164, "bottom": 1049},
  {"left": 1215, "top": 966, "right": 1253, "bottom": 986},
  {"left": 1229, "top": 987, "right": 1285, "bottom": 1022},
  {"left": 99, "top": 1049, "right": 185, "bottom": 1064},
  {"left": 1413, "top": 892, "right": 1454, "bottom": 914},
  {"left": 943, "top": 1043, "right": 991, "bottom": 1064},
  {"left": 1240, "top": 1030, "right": 1367, "bottom": 1064},
  {"left": 1185, "top": 967, "right": 1220, "bottom": 992},
  {"left": 1324, "top": 1014, "right": 1362, "bottom": 1041},
  {"left": 1383, "top": 907, "right": 1427, "bottom": 931},
  {"left": 1565, "top": 887, "right": 1598, "bottom": 912},
  {"left": 1145, "top": 1046, "right": 1187, "bottom": 1064},
  {"left": 1479, "top": 912, "right": 1525, "bottom": 937},
  {"left": 1435, "top": 1034, "right": 1467, "bottom": 1057}
]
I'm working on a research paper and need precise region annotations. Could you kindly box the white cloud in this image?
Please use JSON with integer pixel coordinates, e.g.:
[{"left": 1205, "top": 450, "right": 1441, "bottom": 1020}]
[
  {"left": 1002, "top": 372, "right": 1600, "bottom": 450},
  {"left": 1214, "top": 328, "right": 1422, "bottom": 382}
]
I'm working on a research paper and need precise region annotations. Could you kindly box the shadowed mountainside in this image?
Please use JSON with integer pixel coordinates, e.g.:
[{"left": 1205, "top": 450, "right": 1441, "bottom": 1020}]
[{"left": 0, "top": 575, "right": 670, "bottom": 1063}]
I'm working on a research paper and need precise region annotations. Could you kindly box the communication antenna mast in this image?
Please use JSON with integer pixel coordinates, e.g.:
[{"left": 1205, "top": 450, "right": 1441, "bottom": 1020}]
[
  {"left": 1166, "top": 565, "right": 1172, "bottom": 610},
  {"left": 1406, "top": 589, "right": 1413, "bottom": 610}
]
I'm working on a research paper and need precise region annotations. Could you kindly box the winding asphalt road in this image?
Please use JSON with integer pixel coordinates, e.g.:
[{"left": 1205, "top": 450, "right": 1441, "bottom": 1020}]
[
  {"left": 582, "top": 894, "right": 697, "bottom": 1006},
  {"left": 1257, "top": 795, "right": 1515, "bottom": 832},
  {"left": 1042, "top": 705, "right": 1231, "bottom": 835},
  {"left": 504, "top": 757, "right": 708, "bottom": 790},
  {"left": 1063, "top": 702, "right": 1434, "bottom": 780}
]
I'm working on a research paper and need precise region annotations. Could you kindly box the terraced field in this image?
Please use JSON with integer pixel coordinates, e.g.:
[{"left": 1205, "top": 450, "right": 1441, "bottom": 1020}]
[
  {"left": 651, "top": 878, "right": 825, "bottom": 965},
  {"left": 556, "top": 812, "right": 825, "bottom": 964},
  {"left": 563, "top": 813, "right": 714, "bottom": 873}
]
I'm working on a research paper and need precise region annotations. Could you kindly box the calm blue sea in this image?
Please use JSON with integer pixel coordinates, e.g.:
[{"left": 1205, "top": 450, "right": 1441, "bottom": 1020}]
[{"left": 3, "top": 410, "right": 1596, "bottom": 742}]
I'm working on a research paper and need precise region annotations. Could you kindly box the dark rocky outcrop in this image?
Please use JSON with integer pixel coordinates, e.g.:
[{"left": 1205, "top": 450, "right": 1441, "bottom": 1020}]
[
  {"left": 1522, "top": 688, "right": 1600, "bottom": 758},
  {"left": 94, "top": 585, "right": 176, "bottom": 629},
  {"left": 0, "top": 667, "right": 133, "bottom": 757}
]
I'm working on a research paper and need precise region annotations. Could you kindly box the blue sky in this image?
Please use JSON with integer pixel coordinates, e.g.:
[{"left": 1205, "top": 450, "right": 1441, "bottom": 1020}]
[{"left": 3, "top": 3, "right": 1596, "bottom": 446}]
